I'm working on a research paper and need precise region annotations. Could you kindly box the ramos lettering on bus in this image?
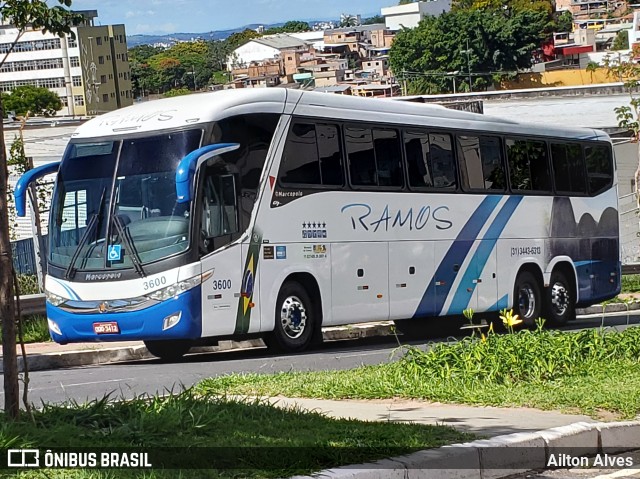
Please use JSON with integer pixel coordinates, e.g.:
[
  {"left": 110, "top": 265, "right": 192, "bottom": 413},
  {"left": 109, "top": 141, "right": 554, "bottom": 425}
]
[{"left": 341, "top": 203, "right": 453, "bottom": 232}]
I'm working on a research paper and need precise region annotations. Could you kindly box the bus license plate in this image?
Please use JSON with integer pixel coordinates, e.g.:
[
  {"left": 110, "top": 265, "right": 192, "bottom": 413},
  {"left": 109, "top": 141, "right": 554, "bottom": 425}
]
[{"left": 93, "top": 322, "right": 120, "bottom": 334}]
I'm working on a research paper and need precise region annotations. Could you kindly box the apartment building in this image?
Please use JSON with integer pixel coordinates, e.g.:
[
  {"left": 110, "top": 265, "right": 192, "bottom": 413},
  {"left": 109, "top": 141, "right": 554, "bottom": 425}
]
[{"left": 0, "top": 10, "right": 132, "bottom": 116}]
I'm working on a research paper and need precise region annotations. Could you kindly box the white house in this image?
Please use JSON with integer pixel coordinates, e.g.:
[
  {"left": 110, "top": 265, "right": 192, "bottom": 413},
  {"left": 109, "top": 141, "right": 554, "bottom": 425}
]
[
  {"left": 381, "top": 0, "right": 451, "bottom": 30},
  {"left": 227, "top": 35, "right": 310, "bottom": 70}
]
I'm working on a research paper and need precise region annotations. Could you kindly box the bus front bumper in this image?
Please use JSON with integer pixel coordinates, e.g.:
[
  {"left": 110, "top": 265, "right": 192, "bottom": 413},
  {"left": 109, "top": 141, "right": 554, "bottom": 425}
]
[{"left": 45, "top": 288, "right": 202, "bottom": 343}]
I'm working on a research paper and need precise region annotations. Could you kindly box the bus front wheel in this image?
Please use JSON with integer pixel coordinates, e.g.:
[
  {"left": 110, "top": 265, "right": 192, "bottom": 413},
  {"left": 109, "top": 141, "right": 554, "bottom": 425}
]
[
  {"left": 144, "top": 339, "right": 192, "bottom": 361},
  {"left": 513, "top": 271, "right": 542, "bottom": 327},
  {"left": 543, "top": 270, "right": 575, "bottom": 326},
  {"left": 265, "top": 281, "right": 315, "bottom": 352}
]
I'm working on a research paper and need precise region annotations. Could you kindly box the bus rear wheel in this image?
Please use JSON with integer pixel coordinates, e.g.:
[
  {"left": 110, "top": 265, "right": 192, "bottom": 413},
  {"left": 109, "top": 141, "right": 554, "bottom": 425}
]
[
  {"left": 544, "top": 270, "right": 575, "bottom": 326},
  {"left": 513, "top": 271, "right": 542, "bottom": 327},
  {"left": 144, "top": 339, "right": 192, "bottom": 361},
  {"left": 265, "top": 281, "right": 315, "bottom": 352}
]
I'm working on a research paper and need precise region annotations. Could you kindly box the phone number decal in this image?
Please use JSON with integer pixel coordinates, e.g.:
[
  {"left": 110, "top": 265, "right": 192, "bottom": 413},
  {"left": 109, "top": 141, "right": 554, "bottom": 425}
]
[{"left": 511, "top": 246, "right": 541, "bottom": 257}]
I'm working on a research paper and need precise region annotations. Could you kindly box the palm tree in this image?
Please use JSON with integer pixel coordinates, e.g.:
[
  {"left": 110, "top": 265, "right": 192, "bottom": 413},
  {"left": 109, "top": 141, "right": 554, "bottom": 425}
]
[
  {"left": 340, "top": 14, "right": 359, "bottom": 27},
  {"left": 586, "top": 61, "right": 599, "bottom": 83}
]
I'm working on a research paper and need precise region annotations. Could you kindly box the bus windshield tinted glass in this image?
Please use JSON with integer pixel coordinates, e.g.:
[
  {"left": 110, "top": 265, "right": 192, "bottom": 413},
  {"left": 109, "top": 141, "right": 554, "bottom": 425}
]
[
  {"left": 49, "top": 129, "right": 202, "bottom": 271},
  {"left": 110, "top": 130, "right": 201, "bottom": 268},
  {"left": 49, "top": 141, "right": 118, "bottom": 271}
]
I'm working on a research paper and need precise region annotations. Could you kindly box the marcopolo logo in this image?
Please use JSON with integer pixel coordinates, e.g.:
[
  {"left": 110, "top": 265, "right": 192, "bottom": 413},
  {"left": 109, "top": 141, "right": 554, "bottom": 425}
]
[{"left": 84, "top": 273, "right": 123, "bottom": 281}]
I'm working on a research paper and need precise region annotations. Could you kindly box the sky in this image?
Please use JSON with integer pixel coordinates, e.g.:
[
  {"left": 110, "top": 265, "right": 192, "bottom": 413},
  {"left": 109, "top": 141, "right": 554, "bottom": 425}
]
[{"left": 65, "top": 0, "right": 392, "bottom": 36}]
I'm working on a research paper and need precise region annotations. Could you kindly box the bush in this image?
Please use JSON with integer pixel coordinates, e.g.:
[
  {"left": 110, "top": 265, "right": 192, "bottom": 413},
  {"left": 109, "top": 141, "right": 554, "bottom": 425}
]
[{"left": 402, "top": 325, "right": 640, "bottom": 385}]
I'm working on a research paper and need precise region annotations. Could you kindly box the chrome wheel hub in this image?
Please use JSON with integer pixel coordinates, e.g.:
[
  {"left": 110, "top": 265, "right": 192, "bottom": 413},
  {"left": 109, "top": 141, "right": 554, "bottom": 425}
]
[
  {"left": 280, "top": 295, "right": 307, "bottom": 339},
  {"left": 550, "top": 282, "right": 569, "bottom": 316},
  {"left": 518, "top": 284, "right": 536, "bottom": 319}
]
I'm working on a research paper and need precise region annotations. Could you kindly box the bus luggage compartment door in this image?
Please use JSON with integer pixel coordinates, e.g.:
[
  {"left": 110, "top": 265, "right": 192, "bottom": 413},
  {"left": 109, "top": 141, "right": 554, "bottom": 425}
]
[{"left": 331, "top": 242, "right": 389, "bottom": 324}]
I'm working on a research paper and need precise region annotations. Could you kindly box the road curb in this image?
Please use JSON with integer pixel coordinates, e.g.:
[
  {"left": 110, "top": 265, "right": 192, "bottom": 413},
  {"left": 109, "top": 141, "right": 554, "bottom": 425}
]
[
  {"left": 290, "top": 421, "right": 640, "bottom": 479},
  {"left": 2, "top": 306, "right": 636, "bottom": 372}
]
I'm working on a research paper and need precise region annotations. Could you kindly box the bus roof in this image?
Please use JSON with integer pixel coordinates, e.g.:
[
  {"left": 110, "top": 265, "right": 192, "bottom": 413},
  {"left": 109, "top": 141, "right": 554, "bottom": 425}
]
[{"left": 71, "top": 88, "right": 607, "bottom": 142}]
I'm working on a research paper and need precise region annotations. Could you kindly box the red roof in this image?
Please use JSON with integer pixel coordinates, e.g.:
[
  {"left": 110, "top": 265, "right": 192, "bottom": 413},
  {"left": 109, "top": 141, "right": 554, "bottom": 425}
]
[{"left": 555, "top": 45, "right": 594, "bottom": 55}]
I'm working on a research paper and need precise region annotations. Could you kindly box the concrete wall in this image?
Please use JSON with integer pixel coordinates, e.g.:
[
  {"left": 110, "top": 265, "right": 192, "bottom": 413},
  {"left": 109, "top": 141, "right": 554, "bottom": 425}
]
[{"left": 501, "top": 69, "right": 613, "bottom": 89}]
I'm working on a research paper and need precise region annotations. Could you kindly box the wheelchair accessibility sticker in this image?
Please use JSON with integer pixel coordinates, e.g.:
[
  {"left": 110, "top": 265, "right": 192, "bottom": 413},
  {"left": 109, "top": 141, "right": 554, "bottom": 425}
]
[{"left": 107, "top": 245, "right": 122, "bottom": 262}]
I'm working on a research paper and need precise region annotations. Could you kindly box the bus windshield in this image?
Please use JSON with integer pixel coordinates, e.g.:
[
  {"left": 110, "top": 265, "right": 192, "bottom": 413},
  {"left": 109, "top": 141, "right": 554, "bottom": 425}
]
[{"left": 49, "top": 129, "right": 202, "bottom": 273}]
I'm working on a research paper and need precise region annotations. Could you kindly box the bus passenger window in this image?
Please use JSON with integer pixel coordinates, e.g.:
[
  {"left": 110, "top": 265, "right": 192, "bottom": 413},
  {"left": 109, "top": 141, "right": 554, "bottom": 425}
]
[
  {"left": 346, "top": 126, "right": 402, "bottom": 188},
  {"left": 457, "top": 135, "right": 505, "bottom": 191},
  {"left": 506, "top": 139, "right": 552, "bottom": 193},
  {"left": 373, "top": 129, "right": 402, "bottom": 187},
  {"left": 281, "top": 123, "right": 321, "bottom": 184},
  {"left": 585, "top": 145, "right": 613, "bottom": 196},
  {"left": 346, "top": 127, "right": 376, "bottom": 186},
  {"left": 280, "top": 122, "right": 343, "bottom": 186},
  {"left": 404, "top": 131, "right": 455, "bottom": 189},
  {"left": 551, "top": 143, "right": 587, "bottom": 194},
  {"left": 317, "top": 124, "right": 343, "bottom": 186}
]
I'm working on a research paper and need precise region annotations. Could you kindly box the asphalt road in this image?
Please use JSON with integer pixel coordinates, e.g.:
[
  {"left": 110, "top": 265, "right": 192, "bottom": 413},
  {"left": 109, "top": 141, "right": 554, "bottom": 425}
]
[{"left": 3, "top": 310, "right": 638, "bottom": 406}]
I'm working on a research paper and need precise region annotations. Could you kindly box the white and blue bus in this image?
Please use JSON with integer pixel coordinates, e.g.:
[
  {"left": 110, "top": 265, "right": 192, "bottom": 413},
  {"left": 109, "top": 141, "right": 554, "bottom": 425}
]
[{"left": 16, "top": 89, "right": 620, "bottom": 359}]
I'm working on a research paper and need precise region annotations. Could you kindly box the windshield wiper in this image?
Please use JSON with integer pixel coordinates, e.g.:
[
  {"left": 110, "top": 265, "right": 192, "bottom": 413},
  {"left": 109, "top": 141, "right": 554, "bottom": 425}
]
[
  {"left": 111, "top": 215, "right": 146, "bottom": 277},
  {"left": 64, "top": 188, "right": 106, "bottom": 280}
]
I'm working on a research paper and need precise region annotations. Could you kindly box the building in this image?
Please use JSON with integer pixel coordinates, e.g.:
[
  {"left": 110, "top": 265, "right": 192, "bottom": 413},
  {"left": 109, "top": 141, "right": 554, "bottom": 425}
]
[
  {"left": 0, "top": 10, "right": 133, "bottom": 116},
  {"left": 381, "top": 0, "right": 451, "bottom": 30},
  {"left": 228, "top": 35, "right": 310, "bottom": 70}
]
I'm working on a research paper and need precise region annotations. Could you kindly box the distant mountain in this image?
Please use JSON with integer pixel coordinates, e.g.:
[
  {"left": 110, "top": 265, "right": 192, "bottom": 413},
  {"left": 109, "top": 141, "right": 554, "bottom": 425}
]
[
  {"left": 125, "top": 13, "right": 381, "bottom": 47},
  {"left": 126, "top": 21, "right": 317, "bottom": 47}
]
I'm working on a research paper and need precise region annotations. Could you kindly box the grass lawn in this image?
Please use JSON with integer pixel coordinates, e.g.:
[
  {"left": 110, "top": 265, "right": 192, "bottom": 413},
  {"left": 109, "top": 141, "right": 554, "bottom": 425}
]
[
  {"left": 0, "top": 392, "right": 472, "bottom": 479},
  {"left": 197, "top": 326, "right": 640, "bottom": 420}
]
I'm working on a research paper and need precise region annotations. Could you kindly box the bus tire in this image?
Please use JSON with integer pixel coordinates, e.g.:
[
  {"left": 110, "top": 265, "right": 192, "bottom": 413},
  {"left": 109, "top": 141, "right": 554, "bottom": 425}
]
[
  {"left": 266, "top": 281, "right": 315, "bottom": 352},
  {"left": 144, "top": 339, "right": 192, "bottom": 361},
  {"left": 513, "top": 271, "right": 542, "bottom": 327},
  {"left": 544, "top": 270, "right": 575, "bottom": 326}
]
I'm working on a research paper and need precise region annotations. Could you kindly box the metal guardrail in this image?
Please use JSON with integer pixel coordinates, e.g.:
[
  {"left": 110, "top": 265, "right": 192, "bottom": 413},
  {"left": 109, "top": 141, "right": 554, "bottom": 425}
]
[
  {"left": 14, "top": 263, "right": 640, "bottom": 319},
  {"left": 16, "top": 293, "right": 45, "bottom": 316}
]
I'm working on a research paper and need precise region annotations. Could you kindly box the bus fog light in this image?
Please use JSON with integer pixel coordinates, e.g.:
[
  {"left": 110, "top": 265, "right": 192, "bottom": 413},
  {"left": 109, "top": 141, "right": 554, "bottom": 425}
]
[
  {"left": 162, "top": 312, "right": 182, "bottom": 331},
  {"left": 47, "top": 319, "right": 62, "bottom": 335}
]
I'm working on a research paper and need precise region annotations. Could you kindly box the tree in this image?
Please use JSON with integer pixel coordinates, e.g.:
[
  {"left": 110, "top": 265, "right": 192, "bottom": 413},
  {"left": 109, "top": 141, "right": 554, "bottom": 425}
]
[
  {"left": 264, "top": 21, "right": 310, "bottom": 35},
  {"left": 604, "top": 49, "right": 640, "bottom": 230},
  {"left": 553, "top": 10, "right": 574, "bottom": 33},
  {"left": 225, "top": 29, "right": 261, "bottom": 50},
  {"left": 389, "top": 8, "right": 548, "bottom": 93},
  {"left": 362, "top": 15, "right": 385, "bottom": 25},
  {"left": 340, "top": 14, "right": 359, "bottom": 27},
  {"left": 2, "top": 85, "right": 62, "bottom": 117},
  {"left": 612, "top": 30, "right": 629, "bottom": 51},
  {"left": 0, "top": 0, "right": 82, "bottom": 420}
]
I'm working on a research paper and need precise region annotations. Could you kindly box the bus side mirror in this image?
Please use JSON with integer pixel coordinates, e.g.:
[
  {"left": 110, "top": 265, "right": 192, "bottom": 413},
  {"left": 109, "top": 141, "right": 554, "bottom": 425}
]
[
  {"left": 14, "top": 162, "right": 60, "bottom": 217},
  {"left": 175, "top": 143, "right": 240, "bottom": 204}
]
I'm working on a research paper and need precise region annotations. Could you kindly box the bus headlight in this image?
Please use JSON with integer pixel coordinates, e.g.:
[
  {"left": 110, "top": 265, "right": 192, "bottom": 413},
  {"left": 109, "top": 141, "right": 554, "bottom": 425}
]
[
  {"left": 146, "top": 275, "right": 202, "bottom": 302},
  {"left": 45, "top": 291, "right": 66, "bottom": 307}
]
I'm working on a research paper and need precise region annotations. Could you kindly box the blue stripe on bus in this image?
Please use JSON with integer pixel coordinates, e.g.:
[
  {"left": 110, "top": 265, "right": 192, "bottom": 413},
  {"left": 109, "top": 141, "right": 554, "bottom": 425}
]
[
  {"left": 487, "top": 294, "right": 510, "bottom": 312},
  {"left": 447, "top": 196, "right": 523, "bottom": 314},
  {"left": 48, "top": 277, "right": 81, "bottom": 301},
  {"left": 413, "top": 196, "right": 502, "bottom": 318}
]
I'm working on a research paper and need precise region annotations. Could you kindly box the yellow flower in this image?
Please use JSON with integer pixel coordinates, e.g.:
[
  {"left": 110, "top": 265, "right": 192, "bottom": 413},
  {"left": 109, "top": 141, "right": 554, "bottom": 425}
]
[{"left": 500, "top": 309, "right": 523, "bottom": 328}]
